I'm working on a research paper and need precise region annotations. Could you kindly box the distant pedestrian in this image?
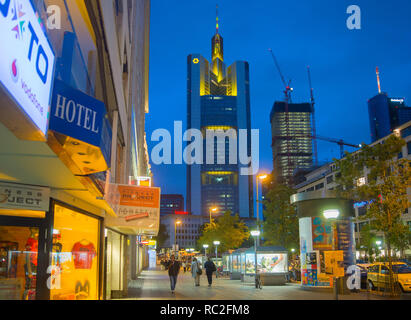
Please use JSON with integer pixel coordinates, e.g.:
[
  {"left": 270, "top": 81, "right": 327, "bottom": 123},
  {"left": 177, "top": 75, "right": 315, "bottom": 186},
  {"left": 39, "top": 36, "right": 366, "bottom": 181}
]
[
  {"left": 191, "top": 257, "right": 202, "bottom": 286},
  {"left": 204, "top": 257, "right": 217, "bottom": 287},
  {"left": 182, "top": 261, "right": 187, "bottom": 272},
  {"left": 166, "top": 255, "right": 180, "bottom": 294}
]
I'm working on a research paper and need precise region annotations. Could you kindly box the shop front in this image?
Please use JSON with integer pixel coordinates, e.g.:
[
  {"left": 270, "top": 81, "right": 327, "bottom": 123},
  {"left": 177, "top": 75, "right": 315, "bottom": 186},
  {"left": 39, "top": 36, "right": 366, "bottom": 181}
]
[
  {"left": 104, "top": 228, "right": 127, "bottom": 300},
  {"left": 0, "top": 181, "right": 104, "bottom": 300}
]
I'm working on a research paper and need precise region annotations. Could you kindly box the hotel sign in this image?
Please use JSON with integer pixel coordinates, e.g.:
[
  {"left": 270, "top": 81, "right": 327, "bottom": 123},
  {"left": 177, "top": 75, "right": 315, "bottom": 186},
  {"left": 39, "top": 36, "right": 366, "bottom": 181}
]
[
  {"left": 0, "top": 182, "right": 50, "bottom": 211},
  {"left": 0, "top": 0, "right": 55, "bottom": 140}
]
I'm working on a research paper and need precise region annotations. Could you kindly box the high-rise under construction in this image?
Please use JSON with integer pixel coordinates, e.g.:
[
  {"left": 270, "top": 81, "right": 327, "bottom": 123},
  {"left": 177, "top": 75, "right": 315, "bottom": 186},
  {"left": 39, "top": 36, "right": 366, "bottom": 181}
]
[{"left": 270, "top": 102, "right": 314, "bottom": 186}]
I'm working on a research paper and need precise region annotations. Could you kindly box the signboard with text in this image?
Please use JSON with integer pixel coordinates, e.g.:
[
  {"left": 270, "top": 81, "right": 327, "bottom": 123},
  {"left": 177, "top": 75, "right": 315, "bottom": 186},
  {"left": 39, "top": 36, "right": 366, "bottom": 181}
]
[
  {"left": 105, "top": 184, "right": 161, "bottom": 236},
  {"left": 0, "top": 182, "right": 50, "bottom": 211},
  {"left": 0, "top": 0, "right": 55, "bottom": 138}
]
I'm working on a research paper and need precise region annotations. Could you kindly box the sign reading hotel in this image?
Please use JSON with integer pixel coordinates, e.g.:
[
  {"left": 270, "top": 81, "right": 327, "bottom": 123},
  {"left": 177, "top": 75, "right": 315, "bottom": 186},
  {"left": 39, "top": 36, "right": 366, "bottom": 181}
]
[
  {"left": 0, "top": 0, "right": 55, "bottom": 140},
  {"left": 105, "top": 184, "right": 161, "bottom": 236}
]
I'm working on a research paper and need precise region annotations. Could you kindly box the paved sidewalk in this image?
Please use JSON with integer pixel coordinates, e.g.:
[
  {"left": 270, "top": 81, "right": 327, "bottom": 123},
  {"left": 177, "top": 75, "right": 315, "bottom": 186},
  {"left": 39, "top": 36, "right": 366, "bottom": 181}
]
[{"left": 123, "top": 267, "right": 392, "bottom": 300}]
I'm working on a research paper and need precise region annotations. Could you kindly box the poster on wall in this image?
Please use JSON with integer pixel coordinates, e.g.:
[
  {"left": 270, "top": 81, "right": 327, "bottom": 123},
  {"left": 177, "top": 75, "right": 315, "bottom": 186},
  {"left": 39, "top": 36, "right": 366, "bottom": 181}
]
[
  {"left": 312, "top": 217, "right": 333, "bottom": 250},
  {"left": 324, "top": 250, "right": 345, "bottom": 277},
  {"left": 336, "top": 219, "right": 355, "bottom": 269},
  {"left": 105, "top": 184, "right": 161, "bottom": 236}
]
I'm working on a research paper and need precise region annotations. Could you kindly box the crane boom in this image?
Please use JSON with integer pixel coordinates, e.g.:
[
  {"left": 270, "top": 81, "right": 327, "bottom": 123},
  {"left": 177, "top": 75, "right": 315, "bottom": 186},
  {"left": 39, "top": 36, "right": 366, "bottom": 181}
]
[{"left": 307, "top": 66, "right": 318, "bottom": 166}]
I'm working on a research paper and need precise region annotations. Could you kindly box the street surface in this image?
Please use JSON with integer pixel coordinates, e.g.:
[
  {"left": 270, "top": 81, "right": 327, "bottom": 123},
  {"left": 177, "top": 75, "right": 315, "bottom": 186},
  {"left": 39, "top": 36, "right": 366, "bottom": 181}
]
[{"left": 122, "top": 267, "right": 403, "bottom": 300}]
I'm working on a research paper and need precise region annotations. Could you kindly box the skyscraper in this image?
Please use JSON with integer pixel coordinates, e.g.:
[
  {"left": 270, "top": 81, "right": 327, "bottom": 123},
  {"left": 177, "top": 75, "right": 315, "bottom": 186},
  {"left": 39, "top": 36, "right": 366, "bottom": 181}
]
[
  {"left": 368, "top": 93, "right": 411, "bottom": 142},
  {"left": 186, "top": 11, "right": 253, "bottom": 219},
  {"left": 270, "top": 102, "right": 313, "bottom": 186}
]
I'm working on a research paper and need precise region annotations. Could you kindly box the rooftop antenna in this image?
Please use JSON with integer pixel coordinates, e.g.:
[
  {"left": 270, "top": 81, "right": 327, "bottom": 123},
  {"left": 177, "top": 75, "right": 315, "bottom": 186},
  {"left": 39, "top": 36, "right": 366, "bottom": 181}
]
[
  {"left": 376, "top": 67, "right": 382, "bottom": 94},
  {"left": 216, "top": 4, "right": 219, "bottom": 34}
]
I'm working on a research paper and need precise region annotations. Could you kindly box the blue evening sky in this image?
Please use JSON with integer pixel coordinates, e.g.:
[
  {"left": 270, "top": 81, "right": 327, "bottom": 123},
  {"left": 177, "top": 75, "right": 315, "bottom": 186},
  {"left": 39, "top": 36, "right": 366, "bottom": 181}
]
[{"left": 146, "top": 0, "right": 411, "bottom": 210}]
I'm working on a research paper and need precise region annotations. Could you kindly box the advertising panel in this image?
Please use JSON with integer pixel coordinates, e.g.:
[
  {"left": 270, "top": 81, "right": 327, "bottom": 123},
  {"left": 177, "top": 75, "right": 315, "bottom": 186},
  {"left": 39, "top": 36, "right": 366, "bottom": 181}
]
[
  {"left": 105, "top": 184, "right": 161, "bottom": 236},
  {"left": 245, "top": 253, "right": 255, "bottom": 274},
  {"left": 245, "top": 253, "right": 288, "bottom": 274},
  {"left": 312, "top": 217, "right": 333, "bottom": 250},
  {"left": 324, "top": 250, "right": 345, "bottom": 278},
  {"left": 336, "top": 219, "right": 355, "bottom": 269},
  {"left": 257, "top": 253, "right": 287, "bottom": 274},
  {"left": 0, "top": 0, "right": 55, "bottom": 138}
]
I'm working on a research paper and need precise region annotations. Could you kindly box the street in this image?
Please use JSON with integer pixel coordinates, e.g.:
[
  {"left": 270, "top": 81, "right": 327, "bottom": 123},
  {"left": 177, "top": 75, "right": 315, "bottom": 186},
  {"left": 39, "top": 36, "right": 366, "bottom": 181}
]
[{"left": 123, "top": 267, "right": 397, "bottom": 300}]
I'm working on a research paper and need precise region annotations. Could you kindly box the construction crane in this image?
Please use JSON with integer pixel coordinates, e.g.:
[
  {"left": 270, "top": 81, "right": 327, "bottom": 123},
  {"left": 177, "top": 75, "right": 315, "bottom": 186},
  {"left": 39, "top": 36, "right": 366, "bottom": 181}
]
[
  {"left": 307, "top": 66, "right": 319, "bottom": 166},
  {"left": 309, "top": 135, "right": 362, "bottom": 159},
  {"left": 269, "top": 48, "right": 293, "bottom": 183}
]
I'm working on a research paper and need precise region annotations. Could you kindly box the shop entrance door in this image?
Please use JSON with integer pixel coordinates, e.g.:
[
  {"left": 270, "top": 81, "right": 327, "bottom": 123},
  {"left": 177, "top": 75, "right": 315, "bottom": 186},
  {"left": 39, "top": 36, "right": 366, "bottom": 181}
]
[{"left": 0, "top": 224, "right": 42, "bottom": 300}]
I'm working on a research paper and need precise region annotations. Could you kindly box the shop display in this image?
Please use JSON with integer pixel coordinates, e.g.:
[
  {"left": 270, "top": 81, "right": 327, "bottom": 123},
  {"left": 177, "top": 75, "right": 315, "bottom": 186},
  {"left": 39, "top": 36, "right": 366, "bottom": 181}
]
[
  {"left": 51, "top": 204, "right": 100, "bottom": 300},
  {"left": 245, "top": 254, "right": 255, "bottom": 274},
  {"left": 75, "top": 280, "right": 90, "bottom": 300},
  {"left": 23, "top": 228, "right": 38, "bottom": 300},
  {"left": 72, "top": 240, "right": 97, "bottom": 270},
  {"left": 0, "top": 241, "right": 18, "bottom": 278}
]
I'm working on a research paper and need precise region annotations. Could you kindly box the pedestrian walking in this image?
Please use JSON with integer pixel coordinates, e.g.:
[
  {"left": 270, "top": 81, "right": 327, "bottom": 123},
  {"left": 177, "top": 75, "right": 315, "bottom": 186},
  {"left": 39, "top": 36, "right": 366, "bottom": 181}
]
[
  {"left": 166, "top": 255, "right": 180, "bottom": 294},
  {"left": 182, "top": 260, "right": 187, "bottom": 273},
  {"left": 191, "top": 257, "right": 202, "bottom": 286},
  {"left": 204, "top": 257, "right": 217, "bottom": 287}
]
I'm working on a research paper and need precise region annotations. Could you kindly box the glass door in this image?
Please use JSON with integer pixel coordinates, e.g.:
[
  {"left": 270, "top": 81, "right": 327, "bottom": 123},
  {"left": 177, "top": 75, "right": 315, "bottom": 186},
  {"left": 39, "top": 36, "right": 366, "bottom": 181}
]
[{"left": 0, "top": 226, "right": 39, "bottom": 300}]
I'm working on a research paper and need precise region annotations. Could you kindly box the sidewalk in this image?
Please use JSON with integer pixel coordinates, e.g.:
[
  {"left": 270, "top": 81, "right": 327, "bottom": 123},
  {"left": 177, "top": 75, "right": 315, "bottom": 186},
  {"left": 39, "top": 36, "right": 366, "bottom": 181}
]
[{"left": 123, "top": 267, "right": 394, "bottom": 300}]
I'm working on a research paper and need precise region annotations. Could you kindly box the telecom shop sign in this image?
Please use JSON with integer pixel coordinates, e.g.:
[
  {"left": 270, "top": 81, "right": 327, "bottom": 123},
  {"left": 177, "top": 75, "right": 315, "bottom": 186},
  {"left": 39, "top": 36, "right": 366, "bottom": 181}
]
[
  {"left": 49, "top": 79, "right": 112, "bottom": 165},
  {"left": 0, "top": 0, "right": 55, "bottom": 137},
  {"left": 0, "top": 182, "right": 50, "bottom": 211}
]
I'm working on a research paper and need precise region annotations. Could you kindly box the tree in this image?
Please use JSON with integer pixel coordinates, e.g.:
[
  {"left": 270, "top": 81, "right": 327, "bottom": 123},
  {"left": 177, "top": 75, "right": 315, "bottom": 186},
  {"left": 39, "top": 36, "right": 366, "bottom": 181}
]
[
  {"left": 197, "top": 211, "right": 249, "bottom": 254},
  {"left": 262, "top": 183, "right": 299, "bottom": 250},
  {"left": 335, "top": 134, "right": 411, "bottom": 293},
  {"left": 357, "top": 223, "right": 378, "bottom": 262},
  {"left": 153, "top": 223, "right": 169, "bottom": 252}
]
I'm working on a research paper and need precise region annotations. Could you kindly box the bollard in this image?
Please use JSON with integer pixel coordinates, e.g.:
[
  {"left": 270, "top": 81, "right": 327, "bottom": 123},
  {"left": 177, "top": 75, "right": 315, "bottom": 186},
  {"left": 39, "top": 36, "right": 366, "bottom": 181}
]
[{"left": 334, "top": 277, "right": 338, "bottom": 300}]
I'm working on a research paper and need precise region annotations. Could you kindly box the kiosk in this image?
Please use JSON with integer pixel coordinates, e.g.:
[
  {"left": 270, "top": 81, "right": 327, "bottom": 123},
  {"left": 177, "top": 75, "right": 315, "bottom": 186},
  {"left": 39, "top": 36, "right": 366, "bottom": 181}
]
[{"left": 242, "top": 246, "right": 288, "bottom": 285}]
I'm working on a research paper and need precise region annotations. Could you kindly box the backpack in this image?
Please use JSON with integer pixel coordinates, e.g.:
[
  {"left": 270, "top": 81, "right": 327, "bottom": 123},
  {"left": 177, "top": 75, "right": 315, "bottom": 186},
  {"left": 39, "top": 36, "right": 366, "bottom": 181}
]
[{"left": 196, "top": 262, "right": 202, "bottom": 275}]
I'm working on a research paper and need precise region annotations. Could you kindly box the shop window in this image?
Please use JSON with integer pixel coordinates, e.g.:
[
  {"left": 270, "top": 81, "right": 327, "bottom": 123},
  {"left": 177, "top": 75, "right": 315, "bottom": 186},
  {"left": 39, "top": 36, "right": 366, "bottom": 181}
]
[
  {"left": 50, "top": 204, "right": 100, "bottom": 300},
  {"left": 0, "top": 226, "right": 39, "bottom": 300}
]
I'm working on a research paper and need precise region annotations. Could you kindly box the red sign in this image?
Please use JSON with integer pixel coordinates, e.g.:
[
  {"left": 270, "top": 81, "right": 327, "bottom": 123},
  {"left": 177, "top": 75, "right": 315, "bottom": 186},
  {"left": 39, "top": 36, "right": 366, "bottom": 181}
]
[
  {"left": 175, "top": 211, "right": 189, "bottom": 215},
  {"left": 140, "top": 240, "right": 149, "bottom": 245}
]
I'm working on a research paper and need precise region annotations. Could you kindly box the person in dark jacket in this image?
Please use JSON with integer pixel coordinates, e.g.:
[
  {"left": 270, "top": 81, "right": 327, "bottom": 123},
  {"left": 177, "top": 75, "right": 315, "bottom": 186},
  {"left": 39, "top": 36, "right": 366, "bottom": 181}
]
[
  {"left": 204, "top": 257, "right": 217, "bottom": 287},
  {"left": 166, "top": 255, "right": 180, "bottom": 293}
]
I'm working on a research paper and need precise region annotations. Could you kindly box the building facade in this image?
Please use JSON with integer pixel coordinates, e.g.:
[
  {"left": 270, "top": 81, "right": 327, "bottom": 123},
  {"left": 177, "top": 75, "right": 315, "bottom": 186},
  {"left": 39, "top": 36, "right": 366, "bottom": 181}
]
[
  {"left": 294, "top": 120, "right": 411, "bottom": 260},
  {"left": 368, "top": 93, "right": 411, "bottom": 142},
  {"left": 270, "top": 102, "right": 314, "bottom": 186},
  {"left": 186, "top": 17, "right": 253, "bottom": 219},
  {"left": 0, "top": 0, "right": 151, "bottom": 300},
  {"left": 160, "top": 194, "right": 184, "bottom": 216},
  {"left": 160, "top": 214, "right": 207, "bottom": 251}
]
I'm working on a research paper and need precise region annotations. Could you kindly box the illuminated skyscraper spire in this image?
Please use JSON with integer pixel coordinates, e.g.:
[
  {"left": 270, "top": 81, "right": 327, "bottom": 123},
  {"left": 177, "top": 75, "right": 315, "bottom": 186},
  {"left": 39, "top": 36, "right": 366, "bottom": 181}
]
[{"left": 216, "top": 4, "right": 219, "bottom": 34}]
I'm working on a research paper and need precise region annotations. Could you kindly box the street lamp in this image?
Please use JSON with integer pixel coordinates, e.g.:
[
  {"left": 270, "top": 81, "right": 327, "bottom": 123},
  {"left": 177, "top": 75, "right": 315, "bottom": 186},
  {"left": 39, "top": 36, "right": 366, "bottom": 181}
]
[
  {"left": 250, "top": 230, "right": 261, "bottom": 288},
  {"left": 203, "top": 244, "right": 209, "bottom": 257},
  {"left": 209, "top": 207, "right": 218, "bottom": 225},
  {"left": 174, "top": 220, "right": 181, "bottom": 253},
  {"left": 323, "top": 209, "right": 340, "bottom": 300},
  {"left": 255, "top": 173, "right": 268, "bottom": 246},
  {"left": 213, "top": 241, "right": 220, "bottom": 278}
]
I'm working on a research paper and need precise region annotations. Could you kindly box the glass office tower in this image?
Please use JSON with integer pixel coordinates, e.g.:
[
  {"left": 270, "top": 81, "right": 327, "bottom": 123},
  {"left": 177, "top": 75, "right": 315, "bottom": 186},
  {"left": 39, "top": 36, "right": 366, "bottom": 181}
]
[
  {"left": 368, "top": 93, "right": 411, "bottom": 142},
  {"left": 186, "top": 22, "right": 253, "bottom": 219}
]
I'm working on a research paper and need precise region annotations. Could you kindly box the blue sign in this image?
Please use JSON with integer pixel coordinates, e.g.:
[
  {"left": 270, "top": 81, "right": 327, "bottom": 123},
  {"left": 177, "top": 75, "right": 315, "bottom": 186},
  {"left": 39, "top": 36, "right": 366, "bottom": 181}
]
[{"left": 50, "top": 79, "right": 111, "bottom": 165}]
